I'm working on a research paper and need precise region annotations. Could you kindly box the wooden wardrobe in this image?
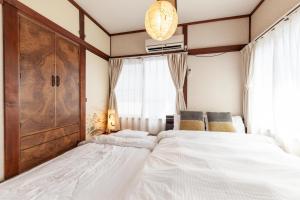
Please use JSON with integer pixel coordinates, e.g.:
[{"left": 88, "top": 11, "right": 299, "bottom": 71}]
[
  {"left": 4, "top": 3, "right": 85, "bottom": 178},
  {"left": 19, "top": 16, "right": 80, "bottom": 172}
]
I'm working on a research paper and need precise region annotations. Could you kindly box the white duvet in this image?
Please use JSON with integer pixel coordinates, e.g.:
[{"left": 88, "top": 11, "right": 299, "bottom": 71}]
[
  {"left": 126, "top": 131, "right": 300, "bottom": 200},
  {"left": 0, "top": 135, "right": 156, "bottom": 200}
]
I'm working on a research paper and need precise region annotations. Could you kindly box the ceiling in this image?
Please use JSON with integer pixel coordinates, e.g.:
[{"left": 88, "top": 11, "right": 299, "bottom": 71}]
[{"left": 75, "top": 0, "right": 261, "bottom": 34}]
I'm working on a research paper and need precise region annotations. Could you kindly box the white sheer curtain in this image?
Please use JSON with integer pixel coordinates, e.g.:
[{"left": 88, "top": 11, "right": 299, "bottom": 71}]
[
  {"left": 115, "top": 56, "right": 176, "bottom": 134},
  {"left": 250, "top": 10, "right": 300, "bottom": 155}
]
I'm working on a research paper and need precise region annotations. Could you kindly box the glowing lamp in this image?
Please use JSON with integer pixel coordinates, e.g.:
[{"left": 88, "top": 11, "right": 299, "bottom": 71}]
[{"left": 145, "top": 0, "right": 178, "bottom": 41}]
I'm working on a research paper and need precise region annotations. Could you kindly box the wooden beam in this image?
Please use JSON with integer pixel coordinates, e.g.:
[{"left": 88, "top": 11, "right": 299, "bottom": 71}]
[
  {"left": 79, "top": 10, "right": 85, "bottom": 40},
  {"left": 79, "top": 45, "right": 86, "bottom": 142},
  {"left": 111, "top": 14, "right": 249, "bottom": 36},
  {"left": 110, "top": 50, "right": 185, "bottom": 59},
  {"left": 111, "top": 44, "right": 246, "bottom": 58},
  {"left": 111, "top": 29, "right": 146, "bottom": 37},
  {"left": 179, "top": 14, "right": 250, "bottom": 26},
  {"left": 250, "top": 0, "right": 265, "bottom": 16},
  {"left": 3, "top": 2, "right": 20, "bottom": 179},
  {"left": 188, "top": 44, "right": 246, "bottom": 55},
  {"left": 67, "top": 0, "right": 110, "bottom": 36},
  {"left": 183, "top": 25, "right": 188, "bottom": 47},
  {"left": 3, "top": 0, "right": 109, "bottom": 61}
]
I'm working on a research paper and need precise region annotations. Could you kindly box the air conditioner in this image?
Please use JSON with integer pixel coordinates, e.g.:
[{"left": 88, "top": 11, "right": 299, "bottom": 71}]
[{"left": 145, "top": 34, "right": 184, "bottom": 53}]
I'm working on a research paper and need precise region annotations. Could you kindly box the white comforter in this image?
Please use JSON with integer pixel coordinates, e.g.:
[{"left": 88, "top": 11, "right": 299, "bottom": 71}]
[
  {"left": 0, "top": 135, "right": 156, "bottom": 200},
  {"left": 126, "top": 131, "right": 300, "bottom": 200}
]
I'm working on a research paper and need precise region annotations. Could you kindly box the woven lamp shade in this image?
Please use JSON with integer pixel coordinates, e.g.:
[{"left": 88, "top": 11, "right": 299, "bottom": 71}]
[{"left": 145, "top": 0, "right": 178, "bottom": 41}]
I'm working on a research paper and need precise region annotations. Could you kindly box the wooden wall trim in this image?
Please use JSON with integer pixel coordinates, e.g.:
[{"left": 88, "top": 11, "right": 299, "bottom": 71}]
[
  {"left": 179, "top": 14, "right": 249, "bottom": 26},
  {"left": 3, "top": 2, "right": 20, "bottom": 179},
  {"left": 79, "top": 46, "right": 86, "bottom": 141},
  {"left": 3, "top": 0, "right": 109, "bottom": 61},
  {"left": 79, "top": 10, "right": 85, "bottom": 40},
  {"left": 183, "top": 25, "right": 188, "bottom": 48},
  {"left": 111, "top": 14, "right": 249, "bottom": 36},
  {"left": 111, "top": 29, "right": 146, "bottom": 37},
  {"left": 111, "top": 44, "right": 246, "bottom": 58},
  {"left": 67, "top": 0, "right": 110, "bottom": 36},
  {"left": 250, "top": 0, "right": 265, "bottom": 16},
  {"left": 188, "top": 44, "right": 246, "bottom": 55},
  {"left": 110, "top": 50, "right": 185, "bottom": 59}
]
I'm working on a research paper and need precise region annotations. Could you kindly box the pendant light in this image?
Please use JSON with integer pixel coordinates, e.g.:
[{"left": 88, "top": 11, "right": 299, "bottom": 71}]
[{"left": 145, "top": 0, "right": 178, "bottom": 41}]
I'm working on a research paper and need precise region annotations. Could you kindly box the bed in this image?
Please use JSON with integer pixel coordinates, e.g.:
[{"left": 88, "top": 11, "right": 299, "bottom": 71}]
[
  {"left": 125, "top": 131, "right": 300, "bottom": 200},
  {"left": 0, "top": 134, "right": 156, "bottom": 200}
]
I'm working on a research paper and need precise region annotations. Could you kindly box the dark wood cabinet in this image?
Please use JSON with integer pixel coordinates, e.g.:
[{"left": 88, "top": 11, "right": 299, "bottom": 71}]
[
  {"left": 56, "top": 36, "right": 80, "bottom": 127},
  {"left": 19, "top": 16, "right": 56, "bottom": 136},
  {"left": 18, "top": 15, "right": 80, "bottom": 172}
]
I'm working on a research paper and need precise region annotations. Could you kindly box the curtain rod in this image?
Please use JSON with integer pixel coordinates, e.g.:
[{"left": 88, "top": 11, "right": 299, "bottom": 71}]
[{"left": 255, "top": 3, "right": 300, "bottom": 41}]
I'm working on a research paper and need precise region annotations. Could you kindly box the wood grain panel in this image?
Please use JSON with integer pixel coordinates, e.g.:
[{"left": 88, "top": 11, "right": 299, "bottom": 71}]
[
  {"left": 19, "top": 15, "right": 56, "bottom": 136},
  {"left": 55, "top": 36, "right": 80, "bottom": 127},
  {"left": 20, "top": 132, "right": 80, "bottom": 172},
  {"left": 21, "top": 124, "right": 80, "bottom": 150},
  {"left": 4, "top": 2, "right": 20, "bottom": 179}
]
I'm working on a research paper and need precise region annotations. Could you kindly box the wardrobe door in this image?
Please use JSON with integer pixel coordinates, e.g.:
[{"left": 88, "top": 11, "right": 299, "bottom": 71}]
[
  {"left": 19, "top": 16, "right": 56, "bottom": 136},
  {"left": 55, "top": 36, "right": 80, "bottom": 127}
]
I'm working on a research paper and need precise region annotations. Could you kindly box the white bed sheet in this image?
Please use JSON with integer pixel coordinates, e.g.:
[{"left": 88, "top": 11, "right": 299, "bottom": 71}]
[
  {"left": 126, "top": 131, "right": 300, "bottom": 200},
  {"left": 0, "top": 137, "right": 153, "bottom": 200}
]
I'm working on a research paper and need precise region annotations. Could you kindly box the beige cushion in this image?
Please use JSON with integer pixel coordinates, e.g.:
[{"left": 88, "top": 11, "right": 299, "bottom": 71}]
[
  {"left": 207, "top": 112, "right": 236, "bottom": 133},
  {"left": 180, "top": 111, "right": 205, "bottom": 131}
]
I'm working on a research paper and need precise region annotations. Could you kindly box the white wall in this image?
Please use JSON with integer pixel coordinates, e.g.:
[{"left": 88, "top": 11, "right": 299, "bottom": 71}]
[
  {"left": 188, "top": 18, "right": 249, "bottom": 48},
  {"left": 19, "top": 0, "right": 80, "bottom": 37},
  {"left": 187, "top": 52, "right": 243, "bottom": 115},
  {"left": 0, "top": 5, "right": 4, "bottom": 182},
  {"left": 111, "top": 27, "right": 182, "bottom": 57},
  {"left": 110, "top": 19, "right": 247, "bottom": 116},
  {"left": 85, "top": 16, "right": 110, "bottom": 55},
  {"left": 86, "top": 51, "right": 109, "bottom": 138},
  {"left": 251, "top": 0, "right": 300, "bottom": 40}
]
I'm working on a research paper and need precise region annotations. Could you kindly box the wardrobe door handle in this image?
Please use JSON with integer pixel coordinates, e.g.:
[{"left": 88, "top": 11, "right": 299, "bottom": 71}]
[
  {"left": 51, "top": 75, "right": 55, "bottom": 87},
  {"left": 56, "top": 76, "right": 60, "bottom": 87}
]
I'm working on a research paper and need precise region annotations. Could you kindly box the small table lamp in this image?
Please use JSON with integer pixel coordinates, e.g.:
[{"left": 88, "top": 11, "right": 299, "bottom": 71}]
[{"left": 107, "top": 109, "right": 116, "bottom": 134}]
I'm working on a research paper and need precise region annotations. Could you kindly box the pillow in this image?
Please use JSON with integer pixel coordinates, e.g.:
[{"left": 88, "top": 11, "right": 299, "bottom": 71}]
[
  {"left": 173, "top": 114, "right": 181, "bottom": 130},
  {"left": 111, "top": 130, "right": 149, "bottom": 138},
  {"left": 180, "top": 111, "right": 205, "bottom": 131},
  {"left": 232, "top": 116, "right": 246, "bottom": 133},
  {"left": 204, "top": 115, "right": 246, "bottom": 133},
  {"left": 207, "top": 112, "right": 236, "bottom": 132}
]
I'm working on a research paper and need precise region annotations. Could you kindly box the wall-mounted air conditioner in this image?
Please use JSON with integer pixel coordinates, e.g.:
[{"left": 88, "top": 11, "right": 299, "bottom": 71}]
[{"left": 145, "top": 34, "right": 184, "bottom": 53}]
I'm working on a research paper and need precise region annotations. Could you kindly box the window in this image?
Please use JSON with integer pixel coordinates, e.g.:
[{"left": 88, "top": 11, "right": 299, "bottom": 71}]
[
  {"left": 249, "top": 10, "right": 300, "bottom": 155},
  {"left": 115, "top": 56, "right": 176, "bottom": 133}
]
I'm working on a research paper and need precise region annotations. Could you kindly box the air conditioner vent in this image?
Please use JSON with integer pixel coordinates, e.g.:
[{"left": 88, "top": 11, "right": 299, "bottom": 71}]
[{"left": 145, "top": 35, "right": 184, "bottom": 53}]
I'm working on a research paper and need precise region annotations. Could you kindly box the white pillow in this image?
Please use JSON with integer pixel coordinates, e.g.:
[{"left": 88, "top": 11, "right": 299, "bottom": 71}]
[
  {"left": 112, "top": 129, "right": 149, "bottom": 138},
  {"left": 232, "top": 116, "right": 246, "bottom": 133},
  {"left": 173, "top": 114, "right": 181, "bottom": 130}
]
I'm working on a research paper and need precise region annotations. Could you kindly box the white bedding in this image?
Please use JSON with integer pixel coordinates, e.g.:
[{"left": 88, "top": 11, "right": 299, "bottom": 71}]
[
  {"left": 0, "top": 135, "right": 156, "bottom": 200},
  {"left": 126, "top": 131, "right": 300, "bottom": 200}
]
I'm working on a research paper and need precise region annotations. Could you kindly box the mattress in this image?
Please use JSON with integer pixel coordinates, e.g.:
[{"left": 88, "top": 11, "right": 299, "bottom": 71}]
[
  {"left": 125, "top": 131, "right": 300, "bottom": 200},
  {"left": 0, "top": 135, "right": 156, "bottom": 200}
]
